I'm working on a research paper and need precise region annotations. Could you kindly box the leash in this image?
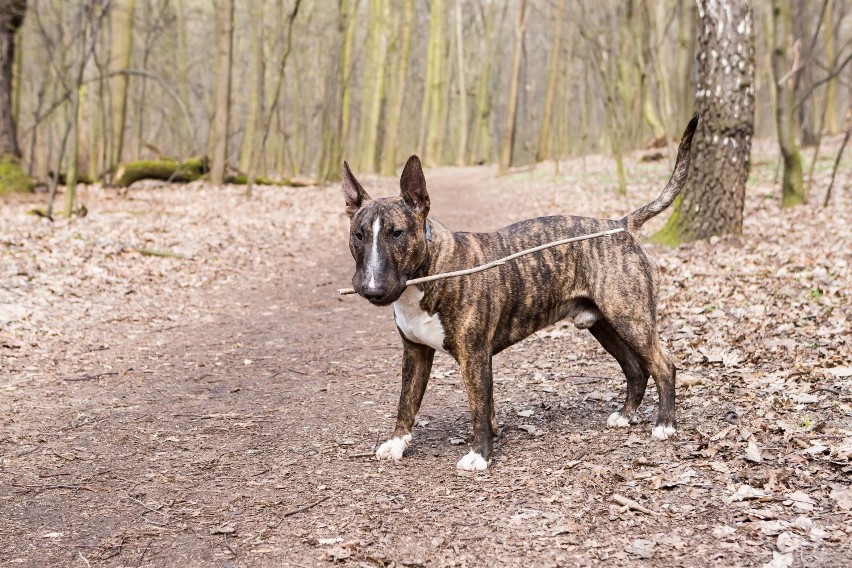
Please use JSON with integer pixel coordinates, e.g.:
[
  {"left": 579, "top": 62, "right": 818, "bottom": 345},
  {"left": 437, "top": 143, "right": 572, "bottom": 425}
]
[{"left": 337, "top": 227, "right": 625, "bottom": 296}]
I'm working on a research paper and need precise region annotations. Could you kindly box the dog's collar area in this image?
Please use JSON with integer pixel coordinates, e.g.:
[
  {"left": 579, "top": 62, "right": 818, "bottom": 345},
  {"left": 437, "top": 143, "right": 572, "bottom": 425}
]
[{"left": 425, "top": 220, "right": 432, "bottom": 242}]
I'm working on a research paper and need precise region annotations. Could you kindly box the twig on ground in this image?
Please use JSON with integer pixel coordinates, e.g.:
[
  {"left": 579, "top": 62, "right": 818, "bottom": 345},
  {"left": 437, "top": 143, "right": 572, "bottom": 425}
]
[
  {"left": 64, "top": 372, "right": 119, "bottom": 382},
  {"left": 136, "top": 248, "right": 191, "bottom": 260},
  {"left": 612, "top": 493, "right": 660, "bottom": 516},
  {"left": 12, "top": 483, "right": 94, "bottom": 493},
  {"left": 223, "top": 533, "right": 236, "bottom": 557},
  {"left": 338, "top": 227, "right": 625, "bottom": 295},
  {"left": 136, "top": 539, "right": 152, "bottom": 567},
  {"left": 272, "top": 495, "right": 331, "bottom": 528},
  {"left": 78, "top": 551, "right": 91, "bottom": 568},
  {"left": 123, "top": 495, "right": 173, "bottom": 519},
  {"left": 282, "top": 495, "right": 330, "bottom": 518}
]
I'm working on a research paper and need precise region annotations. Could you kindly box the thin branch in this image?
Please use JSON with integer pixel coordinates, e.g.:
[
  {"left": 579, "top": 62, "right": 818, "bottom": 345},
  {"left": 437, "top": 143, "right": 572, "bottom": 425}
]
[
  {"left": 795, "top": 49, "right": 852, "bottom": 109},
  {"left": 338, "top": 227, "right": 625, "bottom": 295},
  {"left": 612, "top": 493, "right": 660, "bottom": 516},
  {"left": 823, "top": 113, "right": 851, "bottom": 207}
]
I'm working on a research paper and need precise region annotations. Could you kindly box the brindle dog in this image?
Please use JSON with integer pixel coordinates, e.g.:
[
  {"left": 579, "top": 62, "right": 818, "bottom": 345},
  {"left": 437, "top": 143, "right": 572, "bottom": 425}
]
[{"left": 343, "top": 115, "right": 698, "bottom": 471}]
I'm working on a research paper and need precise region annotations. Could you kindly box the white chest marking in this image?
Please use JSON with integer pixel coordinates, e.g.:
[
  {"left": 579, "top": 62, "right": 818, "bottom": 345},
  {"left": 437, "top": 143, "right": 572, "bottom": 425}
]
[
  {"left": 367, "top": 217, "right": 381, "bottom": 288},
  {"left": 392, "top": 287, "right": 447, "bottom": 353}
]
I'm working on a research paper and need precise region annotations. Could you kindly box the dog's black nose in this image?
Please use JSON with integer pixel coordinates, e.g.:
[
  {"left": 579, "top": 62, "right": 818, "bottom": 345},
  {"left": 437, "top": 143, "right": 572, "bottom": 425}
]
[{"left": 362, "top": 287, "right": 387, "bottom": 303}]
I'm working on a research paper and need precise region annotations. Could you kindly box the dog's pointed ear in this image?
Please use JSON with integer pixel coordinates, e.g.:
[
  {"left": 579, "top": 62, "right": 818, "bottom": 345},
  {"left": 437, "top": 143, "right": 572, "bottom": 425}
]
[
  {"left": 342, "top": 161, "right": 371, "bottom": 218},
  {"left": 399, "top": 155, "right": 430, "bottom": 216}
]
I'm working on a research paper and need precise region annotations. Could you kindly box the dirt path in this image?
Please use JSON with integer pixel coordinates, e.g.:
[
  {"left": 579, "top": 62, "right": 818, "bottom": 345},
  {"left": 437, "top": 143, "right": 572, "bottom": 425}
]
[{"left": 1, "top": 149, "right": 850, "bottom": 566}]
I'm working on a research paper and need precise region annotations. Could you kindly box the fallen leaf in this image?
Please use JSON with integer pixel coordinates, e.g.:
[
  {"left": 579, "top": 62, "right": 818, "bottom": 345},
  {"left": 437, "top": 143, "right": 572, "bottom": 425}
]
[
  {"left": 826, "top": 366, "right": 852, "bottom": 378},
  {"left": 712, "top": 525, "right": 736, "bottom": 539},
  {"left": 762, "top": 551, "right": 793, "bottom": 568},
  {"left": 783, "top": 491, "right": 815, "bottom": 511},
  {"left": 211, "top": 524, "right": 236, "bottom": 535},
  {"left": 321, "top": 547, "right": 350, "bottom": 562},
  {"left": 727, "top": 484, "right": 771, "bottom": 503},
  {"left": 624, "top": 538, "right": 655, "bottom": 559},
  {"left": 746, "top": 439, "right": 763, "bottom": 463},
  {"left": 788, "top": 392, "right": 818, "bottom": 404},
  {"left": 776, "top": 532, "right": 801, "bottom": 553},
  {"left": 829, "top": 487, "right": 852, "bottom": 510}
]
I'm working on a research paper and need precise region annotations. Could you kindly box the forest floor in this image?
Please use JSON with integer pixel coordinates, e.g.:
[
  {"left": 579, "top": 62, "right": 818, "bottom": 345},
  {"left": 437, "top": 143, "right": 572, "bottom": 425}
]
[{"left": 1, "top": 139, "right": 851, "bottom": 567}]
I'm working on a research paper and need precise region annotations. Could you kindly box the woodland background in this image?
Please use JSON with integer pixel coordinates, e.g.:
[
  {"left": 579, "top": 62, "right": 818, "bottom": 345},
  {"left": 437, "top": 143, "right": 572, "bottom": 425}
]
[{"left": 4, "top": 0, "right": 850, "bottom": 199}]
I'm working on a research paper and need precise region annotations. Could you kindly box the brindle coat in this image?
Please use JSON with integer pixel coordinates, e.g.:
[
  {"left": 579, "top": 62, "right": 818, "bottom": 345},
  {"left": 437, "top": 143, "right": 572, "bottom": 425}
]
[{"left": 344, "top": 115, "right": 699, "bottom": 470}]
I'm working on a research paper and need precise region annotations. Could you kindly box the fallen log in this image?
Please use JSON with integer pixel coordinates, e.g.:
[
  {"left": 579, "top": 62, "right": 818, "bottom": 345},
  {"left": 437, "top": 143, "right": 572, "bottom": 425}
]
[
  {"left": 112, "top": 157, "right": 312, "bottom": 188},
  {"left": 113, "top": 157, "right": 209, "bottom": 187}
]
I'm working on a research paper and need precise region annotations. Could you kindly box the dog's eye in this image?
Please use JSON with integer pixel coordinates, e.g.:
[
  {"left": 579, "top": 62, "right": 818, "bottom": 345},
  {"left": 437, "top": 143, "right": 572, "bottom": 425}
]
[
  {"left": 354, "top": 231, "right": 363, "bottom": 241},
  {"left": 392, "top": 229, "right": 403, "bottom": 238}
]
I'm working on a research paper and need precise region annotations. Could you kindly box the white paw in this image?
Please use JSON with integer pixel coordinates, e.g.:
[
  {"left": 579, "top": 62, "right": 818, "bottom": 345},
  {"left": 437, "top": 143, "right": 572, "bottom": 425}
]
[
  {"left": 607, "top": 412, "right": 630, "bottom": 428},
  {"left": 375, "top": 434, "right": 412, "bottom": 461},
  {"left": 456, "top": 450, "right": 489, "bottom": 471},
  {"left": 651, "top": 425, "right": 676, "bottom": 440}
]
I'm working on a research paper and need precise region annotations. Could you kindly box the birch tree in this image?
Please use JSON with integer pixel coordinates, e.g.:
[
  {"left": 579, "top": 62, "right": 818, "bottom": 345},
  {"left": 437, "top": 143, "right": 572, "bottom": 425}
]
[{"left": 653, "top": 0, "right": 755, "bottom": 244}]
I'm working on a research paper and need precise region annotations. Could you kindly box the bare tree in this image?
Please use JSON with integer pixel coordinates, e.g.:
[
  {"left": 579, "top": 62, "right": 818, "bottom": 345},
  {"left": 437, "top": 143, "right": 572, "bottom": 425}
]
[
  {"left": 771, "top": 0, "right": 806, "bottom": 206},
  {"left": 498, "top": 0, "right": 527, "bottom": 174},
  {"left": 210, "top": 0, "right": 234, "bottom": 186},
  {"left": 0, "top": 0, "right": 28, "bottom": 194}
]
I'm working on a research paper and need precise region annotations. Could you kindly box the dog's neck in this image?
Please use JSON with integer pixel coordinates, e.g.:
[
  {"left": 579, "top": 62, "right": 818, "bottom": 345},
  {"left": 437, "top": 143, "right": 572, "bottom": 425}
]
[{"left": 415, "top": 218, "right": 456, "bottom": 283}]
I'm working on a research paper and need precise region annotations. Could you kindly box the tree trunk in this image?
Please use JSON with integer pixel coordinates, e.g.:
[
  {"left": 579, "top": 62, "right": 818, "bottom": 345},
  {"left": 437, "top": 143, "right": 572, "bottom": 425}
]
[
  {"left": 355, "top": 0, "right": 389, "bottom": 172},
  {"left": 210, "top": 0, "right": 234, "bottom": 186},
  {"left": 0, "top": 0, "right": 27, "bottom": 195},
  {"left": 770, "top": 0, "right": 805, "bottom": 206},
  {"left": 317, "top": 2, "right": 346, "bottom": 183},
  {"left": 652, "top": 0, "right": 755, "bottom": 245},
  {"left": 498, "top": 0, "right": 527, "bottom": 173},
  {"left": 674, "top": 0, "right": 697, "bottom": 128},
  {"left": 793, "top": 0, "right": 818, "bottom": 147},
  {"left": 340, "top": 0, "right": 357, "bottom": 157},
  {"left": 454, "top": 0, "right": 468, "bottom": 166},
  {"left": 244, "top": 0, "right": 266, "bottom": 196},
  {"left": 175, "top": 0, "right": 191, "bottom": 156},
  {"left": 469, "top": 2, "right": 495, "bottom": 164},
  {"left": 535, "top": 0, "right": 565, "bottom": 162},
  {"left": 380, "top": 0, "right": 414, "bottom": 175},
  {"left": 423, "top": 0, "right": 447, "bottom": 167},
  {"left": 240, "top": 0, "right": 263, "bottom": 174},
  {"left": 823, "top": 0, "right": 839, "bottom": 135},
  {"left": 107, "top": 0, "right": 135, "bottom": 171}
]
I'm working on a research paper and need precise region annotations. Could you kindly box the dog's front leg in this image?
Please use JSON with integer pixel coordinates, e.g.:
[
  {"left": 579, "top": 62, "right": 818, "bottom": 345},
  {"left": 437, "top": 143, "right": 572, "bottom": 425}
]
[
  {"left": 375, "top": 338, "right": 435, "bottom": 461},
  {"left": 457, "top": 349, "right": 494, "bottom": 471}
]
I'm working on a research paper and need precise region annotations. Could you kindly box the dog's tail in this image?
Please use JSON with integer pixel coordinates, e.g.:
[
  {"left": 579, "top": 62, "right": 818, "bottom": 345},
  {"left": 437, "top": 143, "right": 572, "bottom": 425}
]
[{"left": 625, "top": 113, "right": 699, "bottom": 233}]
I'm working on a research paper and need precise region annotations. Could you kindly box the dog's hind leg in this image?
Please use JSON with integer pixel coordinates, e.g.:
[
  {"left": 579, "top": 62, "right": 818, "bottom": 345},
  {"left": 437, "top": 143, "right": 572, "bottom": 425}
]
[
  {"left": 376, "top": 339, "right": 435, "bottom": 461},
  {"left": 589, "top": 319, "right": 650, "bottom": 428},
  {"left": 599, "top": 318, "right": 677, "bottom": 440}
]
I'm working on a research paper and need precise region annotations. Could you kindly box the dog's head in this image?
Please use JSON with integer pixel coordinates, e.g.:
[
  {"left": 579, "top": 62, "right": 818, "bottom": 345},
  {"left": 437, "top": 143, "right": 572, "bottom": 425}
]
[{"left": 342, "top": 156, "right": 431, "bottom": 306}]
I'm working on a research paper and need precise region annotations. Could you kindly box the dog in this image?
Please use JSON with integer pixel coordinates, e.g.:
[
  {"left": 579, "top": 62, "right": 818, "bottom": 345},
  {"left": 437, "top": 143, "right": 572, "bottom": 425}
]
[{"left": 342, "top": 114, "right": 698, "bottom": 471}]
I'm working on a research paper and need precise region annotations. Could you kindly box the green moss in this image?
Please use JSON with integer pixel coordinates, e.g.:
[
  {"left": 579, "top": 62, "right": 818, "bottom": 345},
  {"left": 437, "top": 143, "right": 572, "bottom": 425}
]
[
  {"left": 224, "top": 174, "right": 294, "bottom": 186},
  {"left": 113, "top": 156, "right": 209, "bottom": 187},
  {"left": 0, "top": 154, "right": 32, "bottom": 195},
  {"left": 648, "top": 194, "right": 685, "bottom": 247},
  {"left": 781, "top": 147, "right": 806, "bottom": 207}
]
